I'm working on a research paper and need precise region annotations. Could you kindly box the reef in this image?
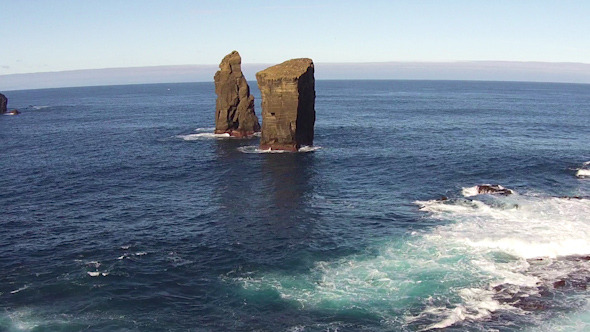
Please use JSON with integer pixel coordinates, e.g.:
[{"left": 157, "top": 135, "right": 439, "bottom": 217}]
[
  {"left": 213, "top": 51, "right": 260, "bottom": 137},
  {"left": 256, "top": 58, "right": 315, "bottom": 151}
]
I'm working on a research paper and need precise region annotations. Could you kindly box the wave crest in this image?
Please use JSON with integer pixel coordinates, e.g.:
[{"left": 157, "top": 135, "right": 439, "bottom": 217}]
[{"left": 177, "top": 133, "right": 231, "bottom": 140}]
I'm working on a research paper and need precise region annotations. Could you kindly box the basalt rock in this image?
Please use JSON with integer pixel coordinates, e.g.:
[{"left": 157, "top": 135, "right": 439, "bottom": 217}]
[
  {"left": 0, "top": 93, "right": 7, "bottom": 114},
  {"left": 214, "top": 51, "right": 260, "bottom": 137},
  {"left": 256, "top": 58, "right": 315, "bottom": 151},
  {"left": 476, "top": 184, "right": 513, "bottom": 196}
]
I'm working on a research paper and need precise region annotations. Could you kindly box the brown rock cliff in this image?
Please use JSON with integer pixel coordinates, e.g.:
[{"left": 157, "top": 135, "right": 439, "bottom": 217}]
[
  {"left": 256, "top": 58, "right": 315, "bottom": 151},
  {"left": 213, "top": 51, "right": 260, "bottom": 137}
]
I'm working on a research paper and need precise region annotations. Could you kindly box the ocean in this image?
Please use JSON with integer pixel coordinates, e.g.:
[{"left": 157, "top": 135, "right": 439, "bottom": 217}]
[{"left": 0, "top": 80, "right": 589, "bottom": 331}]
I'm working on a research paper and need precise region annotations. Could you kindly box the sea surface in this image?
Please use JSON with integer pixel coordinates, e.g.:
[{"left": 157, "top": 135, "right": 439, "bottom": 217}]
[{"left": 1, "top": 80, "right": 589, "bottom": 331}]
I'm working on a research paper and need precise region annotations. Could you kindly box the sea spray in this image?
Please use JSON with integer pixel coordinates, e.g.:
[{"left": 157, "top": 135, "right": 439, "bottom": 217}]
[{"left": 230, "top": 189, "right": 590, "bottom": 330}]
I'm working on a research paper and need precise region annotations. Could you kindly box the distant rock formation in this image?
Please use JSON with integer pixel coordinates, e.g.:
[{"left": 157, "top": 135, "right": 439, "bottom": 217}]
[
  {"left": 214, "top": 51, "right": 260, "bottom": 137},
  {"left": 256, "top": 58, "right": 315, "bottom": 151},
  {"left": 0, "top": 93, "right": 7, "bottom": 114}
]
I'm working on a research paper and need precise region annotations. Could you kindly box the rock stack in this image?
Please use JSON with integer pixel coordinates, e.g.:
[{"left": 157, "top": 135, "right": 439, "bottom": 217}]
[
  {"left": 256, "top": 58, "right": 315, "bottom": 151},
  {"left": 0, "top": 93, "right": 7, "bottom": 114},
  {"left": 213, "top": 51, "right": 260, "bottom": 137}
]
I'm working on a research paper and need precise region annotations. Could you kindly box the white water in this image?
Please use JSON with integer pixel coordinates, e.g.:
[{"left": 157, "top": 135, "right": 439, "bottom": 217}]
[
  {"left": 177, "top": 132, "right": 231, "bottom": 140},
  {"left": 238, "top": 145, "right": 321, "bottom": 154},
  {"left": 1, "top": 308, "right": 39, "bottom": 331},
  {"left": 414, "top": 191, "right": 590, "bottom": 329},
  {"left": 577, "top": 161, "right": 590, "bottom": 178},
  {"left": 230, "top": 187, "right": 590, "bottom": 330}
]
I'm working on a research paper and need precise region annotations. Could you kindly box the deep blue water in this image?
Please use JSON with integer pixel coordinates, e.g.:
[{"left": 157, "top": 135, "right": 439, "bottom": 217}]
[{"left": 1, "top": 80, "right": 589, "bottom": 331}]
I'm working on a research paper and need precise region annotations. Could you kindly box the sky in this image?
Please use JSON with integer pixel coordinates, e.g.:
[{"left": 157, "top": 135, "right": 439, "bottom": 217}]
[{"left": 2, "top": 0, "right": 590, "bottom": 76}]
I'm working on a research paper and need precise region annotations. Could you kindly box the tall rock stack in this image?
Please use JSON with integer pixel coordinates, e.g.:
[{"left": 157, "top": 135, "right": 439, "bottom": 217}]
[
  {"left": 256, "top": 58, "right": 315, "bottom": 151},
  {"left": 214, "top": 51, "right": 260, "bottom": 137},
  {"left": 0, "top": 93, "right": 7, "bottom": 114}
]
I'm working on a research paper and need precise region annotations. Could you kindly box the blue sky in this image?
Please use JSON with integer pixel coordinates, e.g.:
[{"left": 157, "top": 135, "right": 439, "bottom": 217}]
[{"left": 2, "top": 0, "right": 590, "bottom": 75}]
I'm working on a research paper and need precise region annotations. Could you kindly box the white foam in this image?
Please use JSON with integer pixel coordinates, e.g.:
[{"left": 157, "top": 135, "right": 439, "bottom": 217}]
[
  {"left": 415, "top": 288, "right": 513, "bottom": 330},
  {"left": 230, "top": 189, "right": 590, "bottom": 329},
  {"left": 419, "top": 195, "right": 590, "bottom": 259},
  {"left": 118, "top": 251, "right": 145, "bottom": 259},
  {"left": 576, "top": 161, "right": 590, "bottom": 178},
  {"left": 178, "top": 133, "right": 231, "bottom": 140},
  {"left": 411, "top": 193, "right": 590, "bottom": 328},
  {"left": 238, "top": 146, "right": 286, "bottom": 154},
  {"left": 194, "top": 127, "right": 215, "bottom": 132},
  {"left": 462, "top": 186, "right": 480, "bottom": 197},
  {"left": 298, "top": 145, "right": 322, "bottom": 152},
  {"left": 237, "top": 145, "right": 321, "bottom": 154},
  {"left": 10, "top": 285, "right": 29, "bottom": 294},
  {"left": 4, "top": 308, "right": 40, "bottom": 331},
  {"left": 86, "top": 261, "right": 101, "bottom": 268}
]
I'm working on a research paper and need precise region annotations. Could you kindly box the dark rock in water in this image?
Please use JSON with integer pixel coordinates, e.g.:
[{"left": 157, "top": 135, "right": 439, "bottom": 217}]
[
  {"left": 560, "top": 195, "right": 590, "bottom": 200},
  {"left": 213, "top": 51, "right": 260, "bottom": 137},
  {"left": 256, "top": 58, "right": 315, "bottom": 151},
  {"left": 0, "top": 93, "right": 7, "bottom": 114},
  {"left": 477, "top": 184, "right": 513, "bottom": 196}
]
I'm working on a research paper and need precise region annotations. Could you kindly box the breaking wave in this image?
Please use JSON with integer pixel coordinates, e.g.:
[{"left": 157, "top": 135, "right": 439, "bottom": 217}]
[
  {"left": 227, "top": 186, "right": 590, "bottom": 330},
  {"left": 177, "top": 127, "right": 262, "bottom": 140},
  {"left": 177, "top": 133, "right": 231, "bottom": 140},
  {"left": 176, "top": 127, "right": 228, "bottom": 140},
  {"left": 577, "top": 161, "right": 590, "bottom": 178}
]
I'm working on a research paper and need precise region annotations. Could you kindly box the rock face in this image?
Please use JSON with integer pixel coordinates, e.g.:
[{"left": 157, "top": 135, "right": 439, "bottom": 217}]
[
  {"left": 214, "top": 51, "right": 260, "bottom": 137},
  {"left": 256, "top": 58, "right": 315, "bottom": 151},
  {"left": 0, "top": 93, "right": 7, "bottom": 114}
]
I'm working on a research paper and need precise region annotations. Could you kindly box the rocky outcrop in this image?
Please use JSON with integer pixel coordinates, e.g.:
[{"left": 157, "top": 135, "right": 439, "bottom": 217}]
[
  {"left": 214, "top": 51, "right": 260, "bottom": 137},
  {"left": 476, "top": 184, "right": 513, "bottom": 196},
  {"left": 256, "top": 58, "right": 315, "bottom": 151},
  {"left": 0, "top": 93, "right": 7, "bottom": 114}
]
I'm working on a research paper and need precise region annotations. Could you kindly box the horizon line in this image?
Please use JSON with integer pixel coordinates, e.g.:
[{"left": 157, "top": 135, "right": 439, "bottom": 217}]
[
  {"left": 2, "top": 61, "right": 590, "bottom": 91},
  {"left": 2, "top": 60, "right": 590, "bottom": 77}
]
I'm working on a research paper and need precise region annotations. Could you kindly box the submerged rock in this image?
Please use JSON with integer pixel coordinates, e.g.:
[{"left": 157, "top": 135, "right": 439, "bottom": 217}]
[
  {"left": 0, "top": 93, "right": 7, "bottom": 114},
  {"left": 213, "top": 51, "right": 260, "bottom": 137},
  {"left": 256, "top": 58, "right": 315, "bottom": 151}
]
